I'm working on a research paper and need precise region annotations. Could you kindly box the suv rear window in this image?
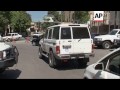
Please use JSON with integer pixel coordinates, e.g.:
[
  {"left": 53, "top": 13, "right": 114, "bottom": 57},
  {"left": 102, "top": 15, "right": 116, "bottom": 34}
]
[
  {"left": 61, "top": 27, "right": 71, "bottom": 39},
  {"left": 72, "top": 27, "right": 90, "bottom": 39}
]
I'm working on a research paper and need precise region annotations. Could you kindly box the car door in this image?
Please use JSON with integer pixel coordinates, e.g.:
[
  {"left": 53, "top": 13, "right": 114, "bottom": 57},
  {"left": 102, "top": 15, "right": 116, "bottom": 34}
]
[
  {"left": 59, "top": 27, "right": 73, "bottom": 54},
  {"left": 45, "top": 28, "right": 53, "bottom": 53},
  {"left": 42, "top": 29, "right": 48, "bottom": 52},
  {"left": 97, "top": 52, "right": 120, "bottom": 79},
  {"left": 72, "top": 27, "right": 92, "bottom": 54}
]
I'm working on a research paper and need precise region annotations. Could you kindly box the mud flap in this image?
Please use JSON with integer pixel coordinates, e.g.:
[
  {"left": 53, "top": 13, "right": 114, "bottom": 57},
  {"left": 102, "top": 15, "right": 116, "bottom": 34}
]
[{"left": 12, "top": 46, "right": 19, "bottom": 64}]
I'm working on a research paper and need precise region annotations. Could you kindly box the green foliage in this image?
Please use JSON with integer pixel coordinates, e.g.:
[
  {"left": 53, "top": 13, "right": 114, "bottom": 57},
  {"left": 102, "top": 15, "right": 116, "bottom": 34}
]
[
  {"left": 41, "top": 22, "right": 54, "bottom": 30},
  {"left": 10, "top": 11, "right": 31, "bottom": 33},
  {"left": 0, "top": 11, "right": 31, "bottom": 34},
  {"left": 48, "top": 11, "right": 61, "bottom": 21},
  {"left": 74, "top": 11, "right": 89, "bottom": 23}
]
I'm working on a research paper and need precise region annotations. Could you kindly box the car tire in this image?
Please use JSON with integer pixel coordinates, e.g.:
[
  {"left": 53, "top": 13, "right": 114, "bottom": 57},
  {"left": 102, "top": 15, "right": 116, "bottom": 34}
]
[
  {"left": 48, "top": 51, "right": 58, "bottom": 68},
  {"left": 38, "top": 46, "right": 43, "bottom": 59},
  {"left": 102, "top": 41, "right": 112, "bottom": 49},
  {"left": 32, "top": 42, "right": 36, "bottom": 46},
  {"left": 0, "top": 68, "right": 5, "bottom": 73}
]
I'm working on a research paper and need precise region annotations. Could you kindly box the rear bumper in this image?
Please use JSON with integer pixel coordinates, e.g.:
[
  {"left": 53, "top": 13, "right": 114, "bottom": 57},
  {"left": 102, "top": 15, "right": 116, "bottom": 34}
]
[
  {"left": 55, "top": 53, "right": 92, "bottom": 60},
  {"left": 0, "top": 58, "right": 16, "bottom": 69}
]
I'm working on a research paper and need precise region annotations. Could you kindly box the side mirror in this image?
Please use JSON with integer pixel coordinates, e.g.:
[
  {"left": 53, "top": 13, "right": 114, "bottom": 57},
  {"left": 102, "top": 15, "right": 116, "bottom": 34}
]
[{"left": 95, "top": 63, "right": 104, "bottom": 70}]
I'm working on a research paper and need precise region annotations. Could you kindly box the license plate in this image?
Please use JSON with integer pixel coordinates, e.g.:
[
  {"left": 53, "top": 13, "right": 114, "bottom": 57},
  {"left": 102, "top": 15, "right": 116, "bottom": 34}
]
[{"left": 63, "top": 45, "right": 71, "bottom": 49}]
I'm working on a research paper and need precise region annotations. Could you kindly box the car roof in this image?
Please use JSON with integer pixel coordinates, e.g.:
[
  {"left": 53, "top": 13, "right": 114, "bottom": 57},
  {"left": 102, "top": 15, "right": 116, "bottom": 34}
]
[
  {"left": 8, "top": 33, "right": 18, "bottom": 34},
  {"left": 112, "top": 29, "right": 120, "bottom": 31},
  {"left": 48, "top": 23, "right": 88, "bottom": 28}
]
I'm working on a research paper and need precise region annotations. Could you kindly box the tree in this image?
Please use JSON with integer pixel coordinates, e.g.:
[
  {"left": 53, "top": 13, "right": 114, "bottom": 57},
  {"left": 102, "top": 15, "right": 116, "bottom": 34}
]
[
  {"left": 10, "top": 11, "right": 32, "bottom": 33},
  {"left": 74, "top": 11, "right": 89, "bottom": 23},
  {"left": 48, "top": 11, "right": 61, "bottom": 22},
  {"left": 0, "top": 11, "right": 11, "bottom": 34}
]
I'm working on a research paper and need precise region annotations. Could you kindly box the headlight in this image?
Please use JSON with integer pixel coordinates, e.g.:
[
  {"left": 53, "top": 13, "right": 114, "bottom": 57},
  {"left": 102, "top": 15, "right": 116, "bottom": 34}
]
[
  {"left": 3, "top": 51, "right": 6, "bottom": 59},
  {"left": 97, "top": 38, "right": 102, "bottom": 41},
  {"left": 0, "top": 51, "right": 3, "bottom": 60}
]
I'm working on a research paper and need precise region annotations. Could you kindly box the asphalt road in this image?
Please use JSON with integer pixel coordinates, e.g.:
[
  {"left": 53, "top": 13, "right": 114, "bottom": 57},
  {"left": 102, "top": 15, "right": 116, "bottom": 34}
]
[{"left": 0, "top": 41, "right": 111, "bottom": 79}]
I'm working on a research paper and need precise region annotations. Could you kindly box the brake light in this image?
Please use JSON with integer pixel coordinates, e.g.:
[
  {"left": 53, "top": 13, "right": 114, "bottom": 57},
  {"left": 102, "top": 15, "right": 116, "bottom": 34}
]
[
  {"left": 0, "top": 51, "right": 3, "bottom": 60},
  {"left": 56, "top": 46, "right": 60, "bottom": 54}
]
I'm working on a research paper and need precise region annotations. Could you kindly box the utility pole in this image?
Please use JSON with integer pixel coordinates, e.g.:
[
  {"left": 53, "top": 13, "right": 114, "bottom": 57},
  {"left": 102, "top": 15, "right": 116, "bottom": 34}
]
[
  {"left": 109, "top": 12, "right": 111, "bottom": 33},
  {"left": 118, "top": 11, "right": 120, "bottom": 29},
  {"left": 97, "top": 21, "right": 100, "bottom": 34},
  {"left": 114, "top": 11, "right": 117, "bottom": 29}
]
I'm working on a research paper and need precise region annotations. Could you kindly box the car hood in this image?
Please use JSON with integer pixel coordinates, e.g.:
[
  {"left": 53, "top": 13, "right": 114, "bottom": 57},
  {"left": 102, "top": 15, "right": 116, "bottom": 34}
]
[
  {"left": 0, "top": 42, "right": 11, "bottom": 51},
  {"left": 94, "top": 35, "right": 116, "bottom": 38}
]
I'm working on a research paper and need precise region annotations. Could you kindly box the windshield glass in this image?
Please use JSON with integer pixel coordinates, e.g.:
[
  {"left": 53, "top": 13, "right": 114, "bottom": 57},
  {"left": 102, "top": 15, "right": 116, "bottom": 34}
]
[
  {"left": 7, "top": 33, "right": 11, "bottom": 36},
  {"left": 109, "top": 30, "right": 118, "bottom": 35}
]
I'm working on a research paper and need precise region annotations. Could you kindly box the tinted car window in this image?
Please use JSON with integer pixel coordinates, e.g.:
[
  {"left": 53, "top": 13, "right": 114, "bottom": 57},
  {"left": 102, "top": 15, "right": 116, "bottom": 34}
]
[
  {"left": 52, "top": 27, "right": 59, "bottom": 39},
  {"left": 107, "top": 53, "right": 120, "bottom": 75},
  {"left": 109, "top": 30, "right": 118, "bottom": 35},
  {"left": 72, "top": 27, "right": 89, "bottom": 39},
  {"left": 61, "top": 27, "right": 71, "bottom": 39},
  {"left": 118, "top": 31, "right": 120, "bottom": 34},
  {"left": 44, "top": 30, "right": 48, "bottom": 39},
  {"left": 48, "top": 29, "right": 52, "bottom": 39}
]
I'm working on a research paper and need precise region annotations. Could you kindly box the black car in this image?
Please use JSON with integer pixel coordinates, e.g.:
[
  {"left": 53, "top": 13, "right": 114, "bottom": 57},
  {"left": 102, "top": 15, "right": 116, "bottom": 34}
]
[{"left": 31, "top": 34, "right": 43, "bottom": 46}]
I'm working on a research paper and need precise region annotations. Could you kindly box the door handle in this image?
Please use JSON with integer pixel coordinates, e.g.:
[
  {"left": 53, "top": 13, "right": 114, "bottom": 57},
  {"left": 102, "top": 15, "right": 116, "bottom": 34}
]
[{"left": 68, "top": 41, "right": 72, "bottom": 42}]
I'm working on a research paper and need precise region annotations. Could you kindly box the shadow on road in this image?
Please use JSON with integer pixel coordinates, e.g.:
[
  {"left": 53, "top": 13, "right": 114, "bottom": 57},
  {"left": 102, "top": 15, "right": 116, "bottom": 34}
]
[
  {"left": 56, "top": 61, "right": 88, "bottom": 71},
  {"left": 0, "top": 69, "right": 21, "bottom": 79},
  {"left": 41, "top": 57, "right": 87, "bottom": 70}
]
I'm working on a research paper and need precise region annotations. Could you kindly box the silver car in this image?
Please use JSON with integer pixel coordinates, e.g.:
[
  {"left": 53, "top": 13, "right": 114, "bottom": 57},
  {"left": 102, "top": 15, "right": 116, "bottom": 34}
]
[{"left": 84, "top": 48, "right": 120, "bottom": 79}]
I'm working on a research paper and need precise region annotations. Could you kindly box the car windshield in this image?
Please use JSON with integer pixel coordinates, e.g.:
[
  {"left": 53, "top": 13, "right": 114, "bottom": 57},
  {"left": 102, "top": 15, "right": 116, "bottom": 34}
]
[
  {"left": 7, "top": 34, "right": 11, "bottom": 36},
  {"left": 109, "top": 30, "right": 118, "bottom": 35}
]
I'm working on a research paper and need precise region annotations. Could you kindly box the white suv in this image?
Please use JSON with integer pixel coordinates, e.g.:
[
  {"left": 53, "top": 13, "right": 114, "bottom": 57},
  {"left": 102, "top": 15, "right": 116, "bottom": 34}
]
[{"left": 38, "top": 23, "right": 93, "bottom": 68}]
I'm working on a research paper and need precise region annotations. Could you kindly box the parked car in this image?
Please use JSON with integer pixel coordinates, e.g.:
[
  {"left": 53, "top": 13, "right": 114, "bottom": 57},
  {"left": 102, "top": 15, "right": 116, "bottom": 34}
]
[
  {"left": 2, "top": 33, "right": 22, "bottom": 41},
  {"left": 84, "top": 47, "right": 120, "bottom": 79},
  {"left": 94, "top": 29, "right": 120, "bottom": 49},
  {"left": 38, "top": 23, "right": 94, "bottom": 68},
  {"left": 0, "top": 42, "right": 19, "bottom": 73},
  {"left": 31, "top": 33, "right": 44, "bottom": 46}
]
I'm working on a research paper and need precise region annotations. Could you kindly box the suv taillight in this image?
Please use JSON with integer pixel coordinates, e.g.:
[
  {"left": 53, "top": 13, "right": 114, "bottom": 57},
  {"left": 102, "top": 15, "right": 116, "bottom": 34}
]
[
  {"left": 56, "top": 46, "right": 60, "bottom": 54},
  {"left": 0, "top": 51, "right": 3, "bottom": 60}
]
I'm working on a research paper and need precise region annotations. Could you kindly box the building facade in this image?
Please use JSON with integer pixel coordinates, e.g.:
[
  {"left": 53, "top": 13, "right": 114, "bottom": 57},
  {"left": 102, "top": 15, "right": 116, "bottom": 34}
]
[
  {"left": 109, "top": 11, "right": 120, "bottom": 28},
  {"left": 89, "top": 11, "right": 110, "bottom": 26},
  {"left": 61, "top": 11, "right": 74, "bottom": 22}
]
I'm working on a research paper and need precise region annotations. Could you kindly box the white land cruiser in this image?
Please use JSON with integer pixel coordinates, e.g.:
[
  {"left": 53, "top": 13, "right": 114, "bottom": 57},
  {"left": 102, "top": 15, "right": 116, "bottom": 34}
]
[
  {"left": 0, "top": 38, "right": 19, "bottom": 73},
  {"left": 38, "top": 23, "right": 93, "bottom": 68},
  {"left": 94, "top": 29, "right": 120, "bottom": 49}
]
